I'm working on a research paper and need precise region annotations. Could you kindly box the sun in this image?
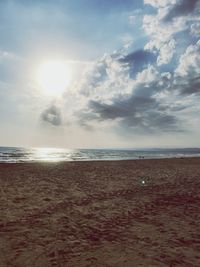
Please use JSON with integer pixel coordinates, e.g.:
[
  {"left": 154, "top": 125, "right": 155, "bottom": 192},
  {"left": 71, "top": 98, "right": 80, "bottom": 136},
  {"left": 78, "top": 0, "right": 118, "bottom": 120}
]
[{"left": 36, "top": 60, "right": 71, "bottom": 96}]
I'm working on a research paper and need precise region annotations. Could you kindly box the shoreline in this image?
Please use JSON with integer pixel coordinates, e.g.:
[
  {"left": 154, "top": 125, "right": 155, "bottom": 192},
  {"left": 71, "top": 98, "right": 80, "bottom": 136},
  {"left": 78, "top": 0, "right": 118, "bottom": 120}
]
[{"left": 1, "top": 155, "right": 200, "bottom": 164}]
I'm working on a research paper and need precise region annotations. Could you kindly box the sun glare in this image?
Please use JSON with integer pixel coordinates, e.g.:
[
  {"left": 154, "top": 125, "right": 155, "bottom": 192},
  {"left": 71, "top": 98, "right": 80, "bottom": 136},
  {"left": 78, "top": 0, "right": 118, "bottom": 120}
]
[{"left": 36, "top": 60, "right": 70, "bottom": 96}]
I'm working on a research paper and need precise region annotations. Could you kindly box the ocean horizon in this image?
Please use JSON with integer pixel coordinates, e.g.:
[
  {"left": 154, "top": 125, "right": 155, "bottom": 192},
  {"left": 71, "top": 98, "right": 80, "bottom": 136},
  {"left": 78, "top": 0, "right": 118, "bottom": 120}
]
[{"left": 0, "top": 146, "right": 200, "bottom": 163}]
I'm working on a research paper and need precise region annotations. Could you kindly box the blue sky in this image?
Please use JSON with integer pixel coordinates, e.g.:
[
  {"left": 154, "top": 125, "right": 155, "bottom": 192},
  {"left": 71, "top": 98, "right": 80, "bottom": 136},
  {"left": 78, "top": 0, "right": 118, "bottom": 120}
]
[
  {"left": 0, "top": 0, "right": 144, "bottom": 58},
  {"left": 0, "top": 0, "right": 200, "bottom": 148}
]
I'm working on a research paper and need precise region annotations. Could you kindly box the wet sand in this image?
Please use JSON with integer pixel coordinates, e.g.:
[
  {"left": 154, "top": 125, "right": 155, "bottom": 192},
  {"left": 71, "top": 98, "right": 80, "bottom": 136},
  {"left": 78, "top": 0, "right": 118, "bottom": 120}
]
[{"left": 0, "top": 158, "right": 200, "bottom": 267}]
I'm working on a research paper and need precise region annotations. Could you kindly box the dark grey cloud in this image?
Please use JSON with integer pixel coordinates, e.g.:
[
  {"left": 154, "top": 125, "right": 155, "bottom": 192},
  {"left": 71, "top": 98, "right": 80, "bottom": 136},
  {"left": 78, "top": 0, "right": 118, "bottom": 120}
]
[
  {"left": 163, "top": 0, "right": 199, "bottom": 22},
  {"left": 120, "top": 50, "right": 155, "bottom": 64},
  {"left": 176, "top": 76, "right": 200, "bottom": 95},
  {"left": 89, "top": 96, "right": 157, "bottom": 119},
  {"left": 41, "top": 105, "right": 62, "bottom": 126},
  {"left": 119, "top": 49, "right": 156, "bottom": 76},
  {"left": 121, "top": 112, "right": 178, "bottom": 133},
  {"left": 80, "top": 94, "right": 180, "bottom": 133}
]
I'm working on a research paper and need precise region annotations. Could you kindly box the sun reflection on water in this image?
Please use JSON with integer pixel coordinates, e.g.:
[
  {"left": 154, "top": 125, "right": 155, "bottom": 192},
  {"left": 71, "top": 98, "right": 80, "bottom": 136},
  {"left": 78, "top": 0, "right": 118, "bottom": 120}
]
[{"left": 33, "top": 147, "right": 72, "bottom": 162}]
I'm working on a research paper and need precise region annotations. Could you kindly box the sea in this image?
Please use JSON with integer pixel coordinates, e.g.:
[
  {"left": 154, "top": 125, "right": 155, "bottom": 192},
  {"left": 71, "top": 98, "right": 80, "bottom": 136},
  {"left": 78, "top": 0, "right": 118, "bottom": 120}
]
[{"left": 0, "top": 147, "right": 200, "bottom": 163}]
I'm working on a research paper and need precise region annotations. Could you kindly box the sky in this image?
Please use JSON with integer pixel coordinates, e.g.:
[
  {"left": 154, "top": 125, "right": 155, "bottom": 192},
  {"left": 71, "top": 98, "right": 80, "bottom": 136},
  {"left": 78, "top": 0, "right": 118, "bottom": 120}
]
[{"left": 0, "top": 0, "right": 200, "bottom": 148}]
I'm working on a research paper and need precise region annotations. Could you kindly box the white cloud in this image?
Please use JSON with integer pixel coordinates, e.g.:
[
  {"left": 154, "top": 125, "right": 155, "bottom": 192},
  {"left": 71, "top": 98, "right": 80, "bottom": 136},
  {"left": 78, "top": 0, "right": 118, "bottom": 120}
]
[
  {"left": 75, "top": 52, "right": 132, "bottom": 104},
  {"left": 143, "top": 0, "right": 200, "bottom": 66},
  {"left": 143, "top": 13, "right": 183, "bottom": 65},
  {"left": 136, "top": 65, "right": 158, "bottom": 84},
  {"left": 157, "top": 39, "right": 176, "bottom": 65},
  {"left": 144, "top": 0, "right": 177, "bottom": 8},
  {"left": 176, "top": 39, "right": 200, "bottom": 77},
  {"left": 191, "top": 21, "right": 200, "bottom": 37}
]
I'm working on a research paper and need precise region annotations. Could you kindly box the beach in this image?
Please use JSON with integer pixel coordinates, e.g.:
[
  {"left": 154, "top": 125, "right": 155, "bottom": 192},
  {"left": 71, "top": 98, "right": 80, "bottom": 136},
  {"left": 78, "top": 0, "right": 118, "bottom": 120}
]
[{"left": 0, "top": 158, "right": 200, "bottom": 267}]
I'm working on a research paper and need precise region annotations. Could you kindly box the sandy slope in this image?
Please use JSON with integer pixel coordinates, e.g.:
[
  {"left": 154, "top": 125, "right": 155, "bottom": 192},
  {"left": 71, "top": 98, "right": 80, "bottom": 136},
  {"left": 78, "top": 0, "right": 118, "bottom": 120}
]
[{"left": 0, "top": 158, "right": 200, "bottom": 266}]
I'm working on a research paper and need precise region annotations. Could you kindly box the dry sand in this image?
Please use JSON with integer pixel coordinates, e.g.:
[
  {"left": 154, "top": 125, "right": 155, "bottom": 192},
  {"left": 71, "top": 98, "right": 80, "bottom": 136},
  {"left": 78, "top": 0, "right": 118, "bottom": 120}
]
[{"left": 0, "top": 158, "right": 200, "bottom": 267}]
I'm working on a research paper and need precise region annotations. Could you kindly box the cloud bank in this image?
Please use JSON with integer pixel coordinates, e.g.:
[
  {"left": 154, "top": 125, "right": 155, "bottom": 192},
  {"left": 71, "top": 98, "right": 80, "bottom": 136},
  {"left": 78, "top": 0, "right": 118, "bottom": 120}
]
[{"left": 41, "top": 0, "right": 200, "bottom": 139}]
